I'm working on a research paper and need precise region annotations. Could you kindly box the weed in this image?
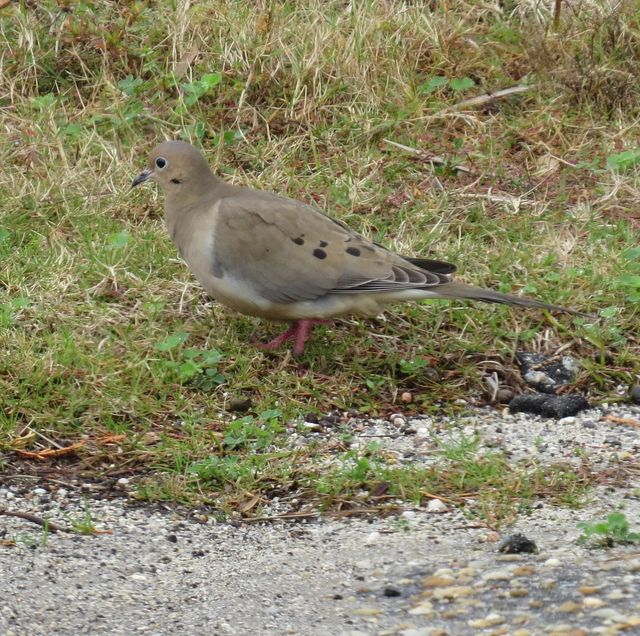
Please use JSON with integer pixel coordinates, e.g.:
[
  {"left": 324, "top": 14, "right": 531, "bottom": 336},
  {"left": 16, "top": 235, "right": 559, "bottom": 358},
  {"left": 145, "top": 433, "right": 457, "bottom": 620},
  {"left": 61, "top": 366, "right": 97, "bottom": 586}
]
[
  {"left": 155, "top": 333, "right": 225, "bottom": 388},
  {"left": 65, "top": 499, "right": 98, "bottom": 535},
  {"left": 10, "top": 529, "right": 49, "bottom": 549},
  {"left": 578, "top": 512, "right": 640, "bottom": 548},
  {"left": 222, "top": 409, "right": 284, "bottom": 451}
]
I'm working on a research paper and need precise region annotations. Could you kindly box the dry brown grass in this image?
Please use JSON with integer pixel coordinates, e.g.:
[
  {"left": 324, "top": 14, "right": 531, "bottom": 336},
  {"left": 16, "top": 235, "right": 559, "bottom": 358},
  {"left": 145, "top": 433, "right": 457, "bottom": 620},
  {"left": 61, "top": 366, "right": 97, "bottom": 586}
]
[{"left": 0, "top": 0, "right": 638, "bottom": 516}]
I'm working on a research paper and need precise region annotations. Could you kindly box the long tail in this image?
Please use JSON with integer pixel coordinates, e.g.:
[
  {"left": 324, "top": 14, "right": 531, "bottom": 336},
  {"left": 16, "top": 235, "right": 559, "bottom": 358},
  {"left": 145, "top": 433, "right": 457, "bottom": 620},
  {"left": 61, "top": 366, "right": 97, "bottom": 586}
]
[{"left": 434, "top": 282, "right": 591, "bottom": 318}]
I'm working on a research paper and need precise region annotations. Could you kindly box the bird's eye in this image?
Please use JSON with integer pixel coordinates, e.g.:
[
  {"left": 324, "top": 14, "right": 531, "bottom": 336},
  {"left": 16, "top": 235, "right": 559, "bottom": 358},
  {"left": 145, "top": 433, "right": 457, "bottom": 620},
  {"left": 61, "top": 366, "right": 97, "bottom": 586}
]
[{"left": 155, "top": 157, "right": 168, "bottom": 170}]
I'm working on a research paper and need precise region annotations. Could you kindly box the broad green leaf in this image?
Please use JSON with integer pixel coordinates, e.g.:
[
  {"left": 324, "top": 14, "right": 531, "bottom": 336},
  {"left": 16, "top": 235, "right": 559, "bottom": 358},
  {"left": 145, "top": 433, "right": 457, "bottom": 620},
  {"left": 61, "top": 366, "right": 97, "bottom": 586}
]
[
  {"left": 156, "top": 332, "right": 189, "bottom": 351},
  {"left": 419, "top": 76, "right": 448, "bottom": 95},
  {"left": 259, "top": 408, "right": 282, "bottom": 421},
  {"left": 200, "top": 72, "right": 222, "bottom": 89},
  {"left": 107, "top": 231, "right": 131, "bottom": 249},
  {"left": 624, "top": 247, "right": 640, "bottom": 260},
  {"left": 177, "top": 359, "right": 201, "bottom": 380},
  {"left": 606, "top": 148, "right": 640, "bottom": 171},
  {"left": 617, "top": 274, "right": 640, "bottom": 288},
  {"left": 117, "top": 76, "right": 144, "bottom": 96},
  {"left": 449, "top": 77, "right": 475, "bottom": 92}
]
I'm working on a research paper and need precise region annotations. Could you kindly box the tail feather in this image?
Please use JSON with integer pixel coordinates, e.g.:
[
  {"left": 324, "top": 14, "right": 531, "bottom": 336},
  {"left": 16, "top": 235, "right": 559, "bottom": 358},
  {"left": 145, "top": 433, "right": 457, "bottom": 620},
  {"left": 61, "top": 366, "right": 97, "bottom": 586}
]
[{"left": 435, "top": 282, "right": 591, "bottom": 318}]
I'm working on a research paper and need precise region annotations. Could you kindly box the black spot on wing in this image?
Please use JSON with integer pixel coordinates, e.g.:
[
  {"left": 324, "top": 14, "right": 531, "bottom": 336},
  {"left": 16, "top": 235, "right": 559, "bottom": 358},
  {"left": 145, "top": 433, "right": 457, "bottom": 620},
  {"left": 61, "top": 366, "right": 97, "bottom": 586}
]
[
  {"left": 346, "top": 247, "right": 361, "bottom": 257},
  {"left": 292, "top": 236, "right": 304, "bottom": 245},
  {"left": 319, "top": 240, "right": 328, "bottom": 248},
  {"left": 313, "top": 248, "right": 327, "bottom": 260}
]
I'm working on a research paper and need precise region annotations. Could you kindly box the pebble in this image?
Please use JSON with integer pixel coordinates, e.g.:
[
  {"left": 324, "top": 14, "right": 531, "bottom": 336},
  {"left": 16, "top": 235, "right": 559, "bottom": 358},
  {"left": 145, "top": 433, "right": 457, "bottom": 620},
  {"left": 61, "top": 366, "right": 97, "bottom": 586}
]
[
  {"left": 482, "top": 568, "right": 513, "bottom": 581},
  {"left": 408, "top": 603, "right": 434, "bottom": 616},
  {"left": 558, "top": 601, "right": 581, "bottom": 613},
  {"left": 352, "top": 608, "right": 383, "bottom": 616},
  {"left": 468, "top": 613, "right": 505, "bottom": 628},
  {"left": 590, "top": 608, "right": 625, "bottom": 620},
  {"left": 513, "top": 566, "right": 536, "bottom": 576},
  {"left": 496, "top": 388, "right": 515, "bottom": 403},
  {"left": 422, "top": 575, "right": 455, "bottom": 587},
  {"left": 431, "top": 586, "right": 474, "bottom": 600},
  {"left": 390, "top": 414, "right": 407, "bottom": 427},
  {"left": 605, "top": 590, "right": 625, "bottom": 600},
  {"left": 364, "top": 532, "right": 380, "bottom": 545},
  {"left": 426, "top": 499, "right": 448, "bottom": 513}
]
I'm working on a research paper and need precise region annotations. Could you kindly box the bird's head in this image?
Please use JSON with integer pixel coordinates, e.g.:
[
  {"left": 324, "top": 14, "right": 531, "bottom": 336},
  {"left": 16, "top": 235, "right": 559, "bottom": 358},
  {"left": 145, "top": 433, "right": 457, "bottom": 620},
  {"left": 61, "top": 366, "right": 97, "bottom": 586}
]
[{"left": 132, "top": 140, "right": 218, "bottom": 197}]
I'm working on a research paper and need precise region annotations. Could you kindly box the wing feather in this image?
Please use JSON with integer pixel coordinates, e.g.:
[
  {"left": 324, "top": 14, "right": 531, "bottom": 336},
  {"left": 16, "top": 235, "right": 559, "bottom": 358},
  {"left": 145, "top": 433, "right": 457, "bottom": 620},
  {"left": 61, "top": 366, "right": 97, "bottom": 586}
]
[{"left": 213, "top": 190, "right": 453, "bottom": 304}]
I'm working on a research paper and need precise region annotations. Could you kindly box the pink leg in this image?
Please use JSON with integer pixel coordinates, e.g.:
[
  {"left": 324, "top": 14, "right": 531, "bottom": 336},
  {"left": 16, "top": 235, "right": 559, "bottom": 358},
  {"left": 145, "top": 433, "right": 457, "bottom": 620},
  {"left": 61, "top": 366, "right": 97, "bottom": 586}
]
[{"left": 255, "top": 320, "right": 329, "bottom": 355}]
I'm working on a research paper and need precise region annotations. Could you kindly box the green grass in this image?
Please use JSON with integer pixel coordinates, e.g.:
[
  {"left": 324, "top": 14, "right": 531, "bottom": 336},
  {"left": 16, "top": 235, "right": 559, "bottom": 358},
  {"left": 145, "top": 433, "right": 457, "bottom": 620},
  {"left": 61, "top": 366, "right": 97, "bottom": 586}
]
[{"left": 1, "top": 0, "right": 639, "bottom": 523}]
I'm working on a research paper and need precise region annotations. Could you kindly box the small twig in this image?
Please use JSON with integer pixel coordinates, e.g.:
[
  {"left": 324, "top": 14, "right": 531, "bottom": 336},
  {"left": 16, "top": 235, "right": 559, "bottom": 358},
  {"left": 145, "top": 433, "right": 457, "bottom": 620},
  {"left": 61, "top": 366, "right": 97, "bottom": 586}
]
[
  {"left": 601, "top": 415, "right": 640, "bottom": 429},
  {"left": 449, "top": 85, "right": 535, "bottom": 111},
  {"left": 382, "top": 139, "right": 474, "bottom": 175},
  {"left": 241, "top": 511, "right": 320, "bottom": 523},
  {"left": 0, "top": 507, "right": 70, "bottom": 533},
  {"left": 554, "top": 0, "right": 562, "bottom": 31},
  {"left": 420, "top": 492, "right": 459, "bottom": 505},
  {"left": 457, "top": 192, "right": 532, "bottom": 209}
]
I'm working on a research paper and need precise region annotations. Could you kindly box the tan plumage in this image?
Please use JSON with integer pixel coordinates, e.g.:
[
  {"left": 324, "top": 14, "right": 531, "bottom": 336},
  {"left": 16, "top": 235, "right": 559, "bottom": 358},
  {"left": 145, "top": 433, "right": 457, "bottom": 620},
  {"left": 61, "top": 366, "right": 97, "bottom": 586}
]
[{"left": 132, "top": 140, "right": 587, "bottom": 354}]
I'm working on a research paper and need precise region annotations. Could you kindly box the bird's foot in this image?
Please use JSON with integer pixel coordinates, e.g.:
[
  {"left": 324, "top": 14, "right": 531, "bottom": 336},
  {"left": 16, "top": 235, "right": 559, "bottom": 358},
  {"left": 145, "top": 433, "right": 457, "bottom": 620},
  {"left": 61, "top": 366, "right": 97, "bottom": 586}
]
[{"left": 255, "top": 320, "right": 329, "bottom": 355}]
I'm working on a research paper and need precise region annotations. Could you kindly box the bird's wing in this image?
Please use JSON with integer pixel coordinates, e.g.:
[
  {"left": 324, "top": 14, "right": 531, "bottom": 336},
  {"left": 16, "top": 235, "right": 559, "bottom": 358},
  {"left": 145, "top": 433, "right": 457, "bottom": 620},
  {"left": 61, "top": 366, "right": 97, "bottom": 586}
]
[{"left": 212, "top": 191, "right": 452, "bottom": 305}]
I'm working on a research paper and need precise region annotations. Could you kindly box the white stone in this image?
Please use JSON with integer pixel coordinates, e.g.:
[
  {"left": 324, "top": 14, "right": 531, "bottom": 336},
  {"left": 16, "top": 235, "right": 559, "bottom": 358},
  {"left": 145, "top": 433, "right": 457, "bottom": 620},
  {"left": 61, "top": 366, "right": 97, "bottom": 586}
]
[
  {"left": 482, "top": 568, "right": 513, "bottom": 581},
  {"left": 426, "top": 499, "right": 448, "bottom": 513}
]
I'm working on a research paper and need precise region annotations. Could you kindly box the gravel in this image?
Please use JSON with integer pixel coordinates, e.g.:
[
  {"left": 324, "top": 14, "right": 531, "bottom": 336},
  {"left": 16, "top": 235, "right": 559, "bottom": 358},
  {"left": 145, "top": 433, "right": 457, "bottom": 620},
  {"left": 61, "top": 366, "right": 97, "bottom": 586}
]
[{"left": 1, "top": 404, "right": 639, "bottom": 635}]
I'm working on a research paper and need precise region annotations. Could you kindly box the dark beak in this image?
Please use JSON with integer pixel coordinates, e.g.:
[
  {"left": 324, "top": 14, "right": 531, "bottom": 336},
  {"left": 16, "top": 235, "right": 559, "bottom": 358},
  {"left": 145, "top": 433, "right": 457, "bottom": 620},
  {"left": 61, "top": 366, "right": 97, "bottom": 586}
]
[{"left": 131, "top": 168, "right": 152, "bottom": 189}]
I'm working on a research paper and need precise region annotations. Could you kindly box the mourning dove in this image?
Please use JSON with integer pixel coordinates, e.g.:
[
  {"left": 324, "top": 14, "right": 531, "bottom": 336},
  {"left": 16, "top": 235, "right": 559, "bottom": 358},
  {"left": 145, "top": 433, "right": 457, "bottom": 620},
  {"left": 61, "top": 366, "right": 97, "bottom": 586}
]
[{"left": 132, "top": 140, "right": 586, "bottom": 354}]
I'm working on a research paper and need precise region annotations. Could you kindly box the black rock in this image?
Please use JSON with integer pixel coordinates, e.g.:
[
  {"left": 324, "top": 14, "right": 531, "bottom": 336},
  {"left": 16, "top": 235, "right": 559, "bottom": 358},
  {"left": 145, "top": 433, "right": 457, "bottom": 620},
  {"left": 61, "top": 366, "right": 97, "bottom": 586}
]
[
  {"left": 383, "top": 586, "right": 402, "bottom": 597},
  {"left": 630, "top": 385, "right": 640, "bottom": 405},
  {"left": 498, "top": 533, "right": 538, "bottom": 554},
  {"left": 227, "top": 396, "right": 253, "bottom": 413},
  {"left": 509, "top": 393, "right": 589, "bottom": 418},
  {"left": 516, "top": 352, "right": 580, "bottom": 393}
]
